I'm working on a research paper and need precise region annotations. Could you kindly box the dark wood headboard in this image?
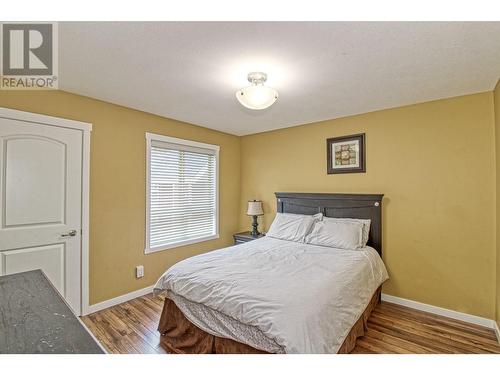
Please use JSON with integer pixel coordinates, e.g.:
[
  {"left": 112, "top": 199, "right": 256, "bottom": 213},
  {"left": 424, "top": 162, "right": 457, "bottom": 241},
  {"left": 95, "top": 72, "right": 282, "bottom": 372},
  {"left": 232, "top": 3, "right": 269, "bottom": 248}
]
[{"left": 275, "top": 192, "right": 384, "bottom": 255}]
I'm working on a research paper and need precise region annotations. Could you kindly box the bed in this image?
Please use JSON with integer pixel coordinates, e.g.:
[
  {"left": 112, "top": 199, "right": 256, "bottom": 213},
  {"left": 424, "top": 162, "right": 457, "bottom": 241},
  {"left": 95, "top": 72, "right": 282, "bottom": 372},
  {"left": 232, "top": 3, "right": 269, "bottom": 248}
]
[{"left": 154, "top": 192, "right": 388, "bottom": 354}]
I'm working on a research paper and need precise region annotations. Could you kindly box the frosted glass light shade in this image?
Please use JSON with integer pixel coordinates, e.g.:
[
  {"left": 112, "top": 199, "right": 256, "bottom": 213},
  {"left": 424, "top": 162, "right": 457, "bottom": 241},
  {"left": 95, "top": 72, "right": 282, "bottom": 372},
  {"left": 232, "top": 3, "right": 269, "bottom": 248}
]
[
  {"left": 236, "top": 85, "right": 278, "bottom": 110},
  {"left": 247, "top": 200, "right": 264, "bottom": 216}
]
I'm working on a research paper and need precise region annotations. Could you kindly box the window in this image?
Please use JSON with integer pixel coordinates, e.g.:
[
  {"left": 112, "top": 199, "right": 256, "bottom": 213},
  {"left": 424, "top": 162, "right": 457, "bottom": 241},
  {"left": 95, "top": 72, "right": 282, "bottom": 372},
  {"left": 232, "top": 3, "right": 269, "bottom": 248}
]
[{"left": 145, "top": 133, "right": 219, "bottom": 253}]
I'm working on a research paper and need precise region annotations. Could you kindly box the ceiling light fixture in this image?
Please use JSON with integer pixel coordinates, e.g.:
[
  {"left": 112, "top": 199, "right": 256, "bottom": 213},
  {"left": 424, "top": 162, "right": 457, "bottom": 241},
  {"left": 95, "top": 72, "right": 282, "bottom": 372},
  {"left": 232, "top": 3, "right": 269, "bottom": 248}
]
[{"left": 236, "top": 72, "right": 278, "bottom": 110}]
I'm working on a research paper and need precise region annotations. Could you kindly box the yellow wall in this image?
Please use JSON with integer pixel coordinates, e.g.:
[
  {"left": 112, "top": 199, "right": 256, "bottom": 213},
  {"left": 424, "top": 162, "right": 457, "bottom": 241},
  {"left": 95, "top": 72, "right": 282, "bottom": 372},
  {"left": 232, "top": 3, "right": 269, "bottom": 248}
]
[
  {"left": 0, "top": 90, "right": 241, "bottom": 305},
  {"left": 495, "top": 79, "right": 500, "bottom": 326},
  {"left": 1, "top": 89, "right": 498, "bottom": 320},
  {"left": 239, "top": 92, "right": 496, "bottom": 319}
]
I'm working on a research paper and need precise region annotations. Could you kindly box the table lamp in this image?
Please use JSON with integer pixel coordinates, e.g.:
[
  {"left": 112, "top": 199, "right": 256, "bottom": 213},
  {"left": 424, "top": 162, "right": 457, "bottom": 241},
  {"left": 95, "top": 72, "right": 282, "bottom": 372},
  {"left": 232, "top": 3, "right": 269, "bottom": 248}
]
[{"left": 246, "top": 200, "right": 264, "bottom": 237}]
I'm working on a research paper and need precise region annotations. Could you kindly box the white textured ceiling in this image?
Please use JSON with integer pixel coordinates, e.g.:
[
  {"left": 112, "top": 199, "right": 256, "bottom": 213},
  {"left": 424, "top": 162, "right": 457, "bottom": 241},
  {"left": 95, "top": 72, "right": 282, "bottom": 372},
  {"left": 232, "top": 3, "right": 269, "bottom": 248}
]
[{"left": 59, "top": 22, "right": 500, "bottom": 136}]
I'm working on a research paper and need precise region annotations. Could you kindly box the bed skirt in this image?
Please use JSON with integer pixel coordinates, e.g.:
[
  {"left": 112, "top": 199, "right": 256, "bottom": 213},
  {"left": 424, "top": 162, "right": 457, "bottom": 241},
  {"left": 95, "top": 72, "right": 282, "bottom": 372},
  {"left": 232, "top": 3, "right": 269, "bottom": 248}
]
[{"left": 158, "top": 286, "right": 381, "bottom": 354}]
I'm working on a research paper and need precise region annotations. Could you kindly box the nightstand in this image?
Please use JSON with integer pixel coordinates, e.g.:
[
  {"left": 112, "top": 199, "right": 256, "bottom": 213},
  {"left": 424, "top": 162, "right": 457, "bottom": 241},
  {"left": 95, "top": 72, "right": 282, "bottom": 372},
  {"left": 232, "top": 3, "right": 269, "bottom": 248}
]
[{"left": 233, "top": 231, "right": 265, "bottom": 245}]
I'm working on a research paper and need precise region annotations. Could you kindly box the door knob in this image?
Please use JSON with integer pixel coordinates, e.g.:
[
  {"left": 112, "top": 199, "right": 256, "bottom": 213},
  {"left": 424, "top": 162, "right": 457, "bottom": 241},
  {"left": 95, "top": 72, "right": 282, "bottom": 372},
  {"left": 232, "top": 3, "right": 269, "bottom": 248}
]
[{"left": 61, "top": 230, "right": 77, "bottom": 238}]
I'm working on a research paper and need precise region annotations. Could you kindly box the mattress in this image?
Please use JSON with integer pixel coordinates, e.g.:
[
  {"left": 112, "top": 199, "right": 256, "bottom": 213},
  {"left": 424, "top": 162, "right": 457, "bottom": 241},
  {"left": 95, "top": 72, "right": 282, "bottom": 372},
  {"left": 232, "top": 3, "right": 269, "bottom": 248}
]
[
  {"left": 154, "top": 237, "right": 388, "bottom": 353},
  {"left": 168, "top": 291, "right": 284, "bottom": 353}
]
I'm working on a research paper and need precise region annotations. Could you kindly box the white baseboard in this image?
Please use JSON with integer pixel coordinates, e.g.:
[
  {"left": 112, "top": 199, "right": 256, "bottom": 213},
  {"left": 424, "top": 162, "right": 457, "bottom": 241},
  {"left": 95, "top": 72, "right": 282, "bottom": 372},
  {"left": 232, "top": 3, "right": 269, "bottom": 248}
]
[
  {"left": 84, "top": 284, "right": 155, "bottom": 315},
  {"left": 494, "top": 321, "right": 500, "bottom": 343},
  {"left": 381, "top": 293, "right": 497, "bottom": 330}
]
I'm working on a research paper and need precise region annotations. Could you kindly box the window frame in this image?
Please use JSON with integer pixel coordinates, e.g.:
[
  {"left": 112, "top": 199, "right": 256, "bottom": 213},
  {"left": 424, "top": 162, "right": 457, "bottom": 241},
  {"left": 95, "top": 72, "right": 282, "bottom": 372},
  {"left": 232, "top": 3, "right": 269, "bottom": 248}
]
[{"left": 145, "top": 132, "right": 220, "bottom": 254}]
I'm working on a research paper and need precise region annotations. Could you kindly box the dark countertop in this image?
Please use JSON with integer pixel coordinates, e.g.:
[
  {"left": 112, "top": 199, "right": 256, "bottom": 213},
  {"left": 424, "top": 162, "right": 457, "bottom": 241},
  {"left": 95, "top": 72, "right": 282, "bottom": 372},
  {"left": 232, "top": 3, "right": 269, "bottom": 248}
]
[{"left": 0, "top": 270, "right": 104, "bottom": 354}]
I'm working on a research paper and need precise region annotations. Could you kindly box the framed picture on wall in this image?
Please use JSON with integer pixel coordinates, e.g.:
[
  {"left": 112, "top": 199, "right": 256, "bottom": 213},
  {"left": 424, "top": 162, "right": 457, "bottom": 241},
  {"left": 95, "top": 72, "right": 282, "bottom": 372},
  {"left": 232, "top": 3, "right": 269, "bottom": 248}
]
[{"left": 327, "top": 133, "right": 366, "bottom": 174}]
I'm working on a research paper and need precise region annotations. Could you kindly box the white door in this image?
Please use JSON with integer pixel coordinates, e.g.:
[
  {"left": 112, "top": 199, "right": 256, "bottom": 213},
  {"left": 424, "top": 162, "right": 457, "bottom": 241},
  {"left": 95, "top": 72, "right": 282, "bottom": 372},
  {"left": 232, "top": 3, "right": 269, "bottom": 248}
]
[{"left": 0, "top": 114, "right": 83, "bottom": 314}]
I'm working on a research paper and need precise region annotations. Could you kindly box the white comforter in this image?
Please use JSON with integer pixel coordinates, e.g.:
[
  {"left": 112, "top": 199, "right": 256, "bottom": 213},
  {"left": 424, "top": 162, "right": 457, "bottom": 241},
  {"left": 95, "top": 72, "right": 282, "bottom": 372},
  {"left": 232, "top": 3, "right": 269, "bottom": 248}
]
[{"left": 154, "top": 237, "right": 388, "bottom": 353}]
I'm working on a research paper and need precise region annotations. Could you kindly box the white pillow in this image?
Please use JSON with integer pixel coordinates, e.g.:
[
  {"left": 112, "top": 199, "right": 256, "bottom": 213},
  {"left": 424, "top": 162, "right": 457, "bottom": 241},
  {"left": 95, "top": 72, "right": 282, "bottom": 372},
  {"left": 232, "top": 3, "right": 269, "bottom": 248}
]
[
  {"left": 266, "top": 212, "right": 322, "bottom": 243},
  {"left": 322, "top": 217, "right": 371, "bottom": 247},
  {"left": 305, "top": 220, "right": 363, "bottom": 250}
]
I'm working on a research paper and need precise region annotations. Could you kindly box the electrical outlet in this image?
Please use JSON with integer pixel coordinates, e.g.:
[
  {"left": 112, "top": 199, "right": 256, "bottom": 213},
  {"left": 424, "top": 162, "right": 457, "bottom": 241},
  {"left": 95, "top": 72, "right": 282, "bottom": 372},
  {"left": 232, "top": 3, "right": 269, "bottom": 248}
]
[{"left": 136, "top": 265, "right": 144, "bottom": 278}]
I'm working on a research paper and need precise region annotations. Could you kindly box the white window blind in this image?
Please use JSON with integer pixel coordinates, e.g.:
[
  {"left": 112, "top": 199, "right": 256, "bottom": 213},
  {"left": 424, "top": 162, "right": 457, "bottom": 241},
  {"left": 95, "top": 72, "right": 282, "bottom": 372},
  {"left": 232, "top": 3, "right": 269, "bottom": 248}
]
[{"left": 146, "top": 133, "right": 219, "bottom": 253}]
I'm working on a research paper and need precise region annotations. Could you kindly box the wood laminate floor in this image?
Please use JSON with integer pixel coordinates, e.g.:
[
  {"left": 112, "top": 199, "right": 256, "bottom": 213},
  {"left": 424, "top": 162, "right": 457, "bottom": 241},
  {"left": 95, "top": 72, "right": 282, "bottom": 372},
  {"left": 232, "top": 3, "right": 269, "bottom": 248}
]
[{"left": 81, "top": 294, "right": 500, "bottom": 354}]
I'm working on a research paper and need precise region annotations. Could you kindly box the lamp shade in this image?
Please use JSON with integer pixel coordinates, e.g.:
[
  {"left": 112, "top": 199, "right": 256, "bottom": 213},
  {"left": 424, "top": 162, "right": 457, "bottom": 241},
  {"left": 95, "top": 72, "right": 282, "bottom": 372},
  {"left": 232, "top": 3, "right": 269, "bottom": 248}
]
[
  {"left": 236, "top": 85, "right": 278, "bottom": 110},
  {"left": 247, "top": 200, "right": 263, "bottom": 216},
  {"left": 236, "top": 72, "right": 279, "bottom": 110}
]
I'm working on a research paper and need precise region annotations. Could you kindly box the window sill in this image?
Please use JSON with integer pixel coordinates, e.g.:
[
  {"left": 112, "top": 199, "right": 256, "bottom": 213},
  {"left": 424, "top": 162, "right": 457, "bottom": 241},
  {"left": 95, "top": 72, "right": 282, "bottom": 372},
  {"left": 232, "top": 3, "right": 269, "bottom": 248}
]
[{"left": 145, "top": 234, "right": 220, "bottom": 254}]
